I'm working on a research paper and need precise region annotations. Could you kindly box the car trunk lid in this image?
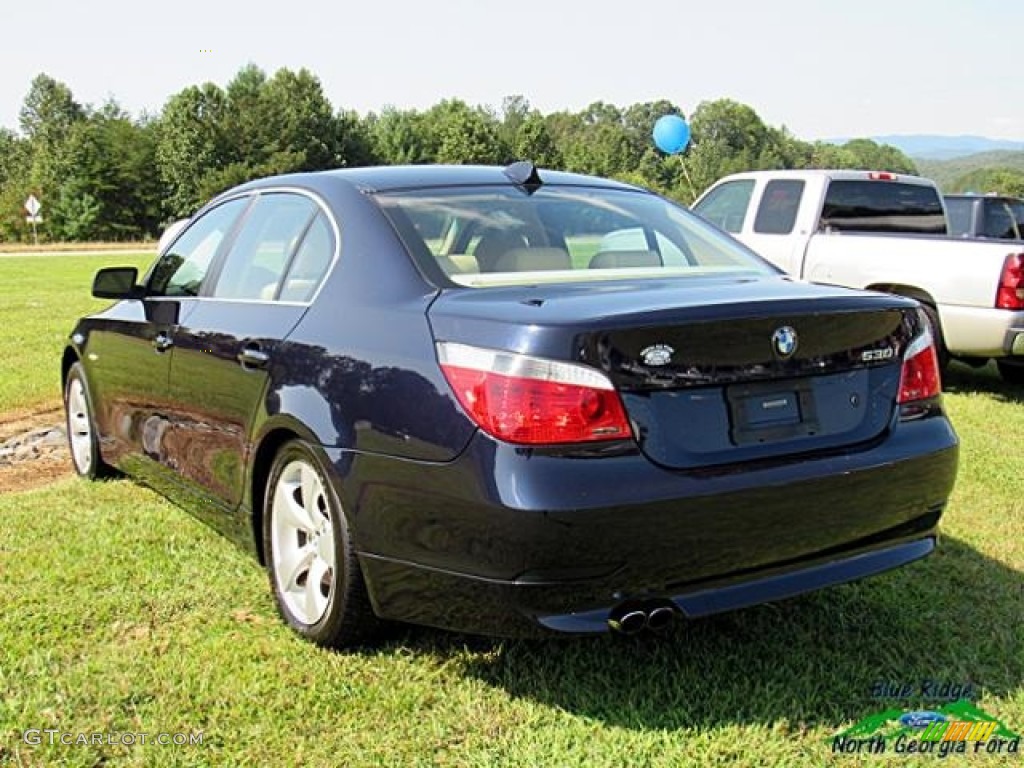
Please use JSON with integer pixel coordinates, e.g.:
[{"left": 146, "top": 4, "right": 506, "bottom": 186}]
[{"left": 428, "top": 276, "right": 920, "bottom": 468}]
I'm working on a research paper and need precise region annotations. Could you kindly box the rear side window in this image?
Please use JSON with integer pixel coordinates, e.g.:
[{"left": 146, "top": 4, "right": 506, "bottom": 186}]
[
  {"left": 278, "top": 213, "right": 335, "bottom": 302},
  {"left": 820, "top": 180, "right": 947, "bottom": 234},
  {"left": 753, "top": 180, "right": 804, "bottom": 234},
  {"left": 692, "top": 180, "right": 754, "bottom": 233}
]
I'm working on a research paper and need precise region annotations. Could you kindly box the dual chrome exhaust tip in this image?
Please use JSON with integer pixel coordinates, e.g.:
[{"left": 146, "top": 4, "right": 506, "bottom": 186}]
[{"left": 608, "top": 601, "right": 677, "bottom": 635}]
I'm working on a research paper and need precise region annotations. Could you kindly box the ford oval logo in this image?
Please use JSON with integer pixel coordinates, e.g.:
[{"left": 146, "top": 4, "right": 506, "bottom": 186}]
[
  {"left": 640, "top": 343, "right": 674, "bottom": 367},
  {"left": 772, "top": 326, "right": 798, "bottom": 359},
  {"left": 899, "top": 711, "right": 947, "bottom": 729}
]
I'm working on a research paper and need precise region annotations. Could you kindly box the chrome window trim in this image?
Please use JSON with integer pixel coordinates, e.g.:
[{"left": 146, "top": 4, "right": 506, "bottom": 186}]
[{"left": 153, "top": 186, "right": 342, "bottom": 306}]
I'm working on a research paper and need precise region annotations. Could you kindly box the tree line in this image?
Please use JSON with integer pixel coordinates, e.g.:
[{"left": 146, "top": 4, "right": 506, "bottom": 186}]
[{"left": 0, "top": 65, "right": 924, "bottom": 243}]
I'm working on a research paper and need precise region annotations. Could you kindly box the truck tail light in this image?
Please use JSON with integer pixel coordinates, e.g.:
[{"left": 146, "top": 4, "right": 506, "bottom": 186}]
[
  {"left": 898, "top": 327, "right": 941, "bottom": 404},
  {"left": 868, "top": 172, "right": 898, "bottom": 181},
  {"left": 996, "top": 253, "right": 1024, "bottom": 310},
  {"left": 437, "top": 342, "right": 631, "bottom": 445}
]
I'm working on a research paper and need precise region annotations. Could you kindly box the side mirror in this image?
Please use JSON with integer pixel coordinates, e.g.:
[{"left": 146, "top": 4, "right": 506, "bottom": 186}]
[{"left": 92, "top": 267, "right": 140, "bottom": 299}]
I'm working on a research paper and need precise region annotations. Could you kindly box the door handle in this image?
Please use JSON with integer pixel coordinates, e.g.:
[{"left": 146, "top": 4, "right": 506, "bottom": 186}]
[
  {"left": 237, "top": 344, "right": 270, "bottom": 369},
  {"left": 153, "top": 332, "right": 173, "bottom": 352}
]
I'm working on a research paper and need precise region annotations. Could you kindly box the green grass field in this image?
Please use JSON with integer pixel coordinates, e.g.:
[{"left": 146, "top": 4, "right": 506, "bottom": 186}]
[
  {"left": 0, "top": 255, "right": 1022, "bottom": 766},
  {"left": 0, "top": 253, "right": 155, "bottom": 413}
]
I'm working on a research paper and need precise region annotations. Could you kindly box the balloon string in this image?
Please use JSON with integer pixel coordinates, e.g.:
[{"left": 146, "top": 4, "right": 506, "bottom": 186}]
[{"left": 678, "top": 156, "right": 697, "bottom": 203}]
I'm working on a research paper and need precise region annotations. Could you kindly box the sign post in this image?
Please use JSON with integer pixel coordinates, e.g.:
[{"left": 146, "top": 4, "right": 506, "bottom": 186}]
[{"left": 24, "top": 195, "right": 42, "bottom": 246}]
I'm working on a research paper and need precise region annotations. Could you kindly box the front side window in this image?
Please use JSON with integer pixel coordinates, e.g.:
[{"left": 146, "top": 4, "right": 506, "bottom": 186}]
[
  {"left": 212, "top": 193, "right": 323, "bottom": 301},
  {"left": 692, "top": 180, "right": 755, "bottom": 233},
  {"left": 753, "top": 180, "right": 804, "bottom": 235},
  {"left": 148, "top": 198, "right": 249, "bottom": 297},
  {"left": 820, "top": 180, "right": 946, "bottom": 234},
  {"left": 376, "top": 185, "right": 774, "bottom": 288}
]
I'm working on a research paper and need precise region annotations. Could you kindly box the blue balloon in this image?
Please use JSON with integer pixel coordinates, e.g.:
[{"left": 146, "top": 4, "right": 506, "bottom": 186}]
[{"left": 653, "top": 115, "right": 690, "bottom": 154}]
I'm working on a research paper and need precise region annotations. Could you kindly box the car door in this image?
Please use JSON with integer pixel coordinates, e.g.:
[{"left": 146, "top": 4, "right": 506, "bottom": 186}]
[
  {"left": 740, "top": 178, "right": 809, "bottom": 275},
  {"left": 162, "top": 191, "right": 337, "bottom": 509},
  {"left": 88, "top": 197, "right": 249, "bottom": 467}
]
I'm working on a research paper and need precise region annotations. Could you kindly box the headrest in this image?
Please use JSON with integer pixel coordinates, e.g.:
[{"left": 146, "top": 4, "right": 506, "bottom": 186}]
[
  {"left": 588, "top": 249, "right": 662, "bottom": 269},
  {"left": 494, "top": 247, "right": 572, "bottom": 272}
]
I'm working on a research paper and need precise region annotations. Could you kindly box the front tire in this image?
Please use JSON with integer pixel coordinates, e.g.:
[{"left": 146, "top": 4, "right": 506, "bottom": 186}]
[
  {"left": 997, "top": 360, "right": 1024, "bottom": 386},
  {"left": 64, "top": 361, "right": 112, "bottom": 479},
  {"left": 263, "top": 440, "right": 379, "bottom": 648}
]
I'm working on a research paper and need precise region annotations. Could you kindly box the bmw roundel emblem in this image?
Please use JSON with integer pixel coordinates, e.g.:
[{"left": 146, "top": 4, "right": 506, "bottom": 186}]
[{"left": 772, "top": 326, "right": 798, "bottom": 359}]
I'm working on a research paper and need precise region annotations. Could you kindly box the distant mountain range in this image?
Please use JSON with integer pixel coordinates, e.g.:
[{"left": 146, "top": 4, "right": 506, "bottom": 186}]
[{"left": 830, "top": 134, "right": 1024, "bottom": 160}]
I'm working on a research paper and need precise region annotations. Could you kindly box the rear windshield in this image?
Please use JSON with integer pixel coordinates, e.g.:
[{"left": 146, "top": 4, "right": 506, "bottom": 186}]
[
  {"left": 374, "top": 185, "right": 776, "bottom": 287},
  {"left": 820, "top": 180, "right": 947, "bottom": 234}
]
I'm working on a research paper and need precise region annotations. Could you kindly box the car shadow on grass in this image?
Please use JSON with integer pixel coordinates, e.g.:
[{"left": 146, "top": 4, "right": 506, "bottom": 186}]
[
  {"left": 392, "top": 535, "right": 1023, "bottom": 733},
  {"left": 944, "top": 360, "right": 1024, "bottom": 405}
]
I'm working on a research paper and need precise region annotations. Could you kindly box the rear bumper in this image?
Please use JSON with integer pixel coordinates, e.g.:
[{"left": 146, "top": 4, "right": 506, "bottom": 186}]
[
  {"left": 331, "top": 412, "right": 958, "bottom": 637},
  {"left": 537, "top": 537, "right": 935, "bottom": 633},
  {"left": 939, "top": 304, "right": 1024, "bottom": 357}
]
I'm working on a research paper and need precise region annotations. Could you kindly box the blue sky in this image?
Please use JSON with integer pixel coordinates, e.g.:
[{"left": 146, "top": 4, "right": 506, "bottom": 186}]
[{"left": 1, "top": 0, "right": 1020, "bottom": 141}]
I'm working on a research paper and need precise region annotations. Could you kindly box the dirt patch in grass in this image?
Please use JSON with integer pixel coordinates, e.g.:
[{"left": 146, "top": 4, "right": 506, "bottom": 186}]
[
  {"left": 0, "top": 404, "right": 71, "bottom": 493},
  {"left": 0, "top": 404, "right": 64, "bottom": 442},
  {"left": 0, "top": 454, "right": 72, "bottom": 493}
]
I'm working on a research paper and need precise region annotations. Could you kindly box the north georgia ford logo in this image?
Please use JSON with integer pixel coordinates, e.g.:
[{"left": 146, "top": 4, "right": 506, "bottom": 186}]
[{"left": 772, "top": 326, "right": 798, "bottom": 359}]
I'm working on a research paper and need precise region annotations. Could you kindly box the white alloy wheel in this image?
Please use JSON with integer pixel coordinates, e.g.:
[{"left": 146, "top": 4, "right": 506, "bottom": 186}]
[
  {"left": 64, "top": 362, "right": 109, "bottom": 479},
  {"left": 66, "top": 376, "right": 94, "bottom": 474},
  {"left": 270, "top": 458, "right": 337, "bottom": 625}
]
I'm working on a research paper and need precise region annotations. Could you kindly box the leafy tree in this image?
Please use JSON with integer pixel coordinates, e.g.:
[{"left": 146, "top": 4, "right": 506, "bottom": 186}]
[
  {"left": 18, "top": 74, "right": 86, "bottom": 217},
  {"left": 498, "top": 94, "right": 532, "bottom": 157},
  {"left": 948, "top": 167, "right": 1024, "bottom": 196},
  {"left": 512, "top": 112, "right": 562, "bottom": 169},
  {"left": 156, "top": 83, "right": 229, "bottom": 217},
  {"left": 840, "top": 138, "right": 917, "bottom": 174},
  {"left": 548, "top": 103, "right": 631, "bottom": 178},
  {"left": 334, "top": 109, "right": 376, "bottom": 168},
  {"left": 19, "top": 73, "right": 84, "bottom": 144},
  {"left": 0, "top": 130, "right": 32, "bottom": 240},
  {"left": 367, "top": 107, "right": 437, "bottom": 165},
  {"left": 686, "top": 99, "right": 773, "bottom": 192},
  {"left": 261, "top": 67, "right": 340, "bottom": 170},
  {"left": 49, "top": 176, "right": 101, "bottom": 240},
  {"left": 0, "top": 129, "right": 29, "bottom": 188},
  {"left": 426, "top": 100, "right": 503, "bottom": 165}
]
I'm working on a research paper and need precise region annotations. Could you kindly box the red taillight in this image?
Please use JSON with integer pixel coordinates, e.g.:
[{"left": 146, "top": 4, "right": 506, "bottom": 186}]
[
  {"left": 897, "top": 328, "right": 942, "bottom": 404},
  {"left": 996, "top": 253, "right": 1024, "bottom": 310},
  {"left": 438, "top": 342, "right": 631, "bottom": 445},
  {"left": 868, "top": 172, "right": 898, "bottom": 181}
]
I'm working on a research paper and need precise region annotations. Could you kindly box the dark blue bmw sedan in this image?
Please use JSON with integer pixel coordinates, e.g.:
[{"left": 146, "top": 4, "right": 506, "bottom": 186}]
[{"left": 63, "top": 163, "right": 958, "bottom": 646}]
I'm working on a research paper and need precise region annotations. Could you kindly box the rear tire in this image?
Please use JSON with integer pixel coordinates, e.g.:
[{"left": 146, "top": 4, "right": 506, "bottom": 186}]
[
  {"left": 64, "top": 362, "right": 112, "bottom": 479},
  {"left": 263, "top": 440, "right": 380, "bottom": 648},
  {"left": 997, "top": 360, "right": 1024, "bottom": 386}
]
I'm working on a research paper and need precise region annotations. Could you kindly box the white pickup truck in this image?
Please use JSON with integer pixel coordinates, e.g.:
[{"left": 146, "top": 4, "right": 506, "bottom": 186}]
[{"left": 692, "top": 169, "right": 1024, "bottom": 384}]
